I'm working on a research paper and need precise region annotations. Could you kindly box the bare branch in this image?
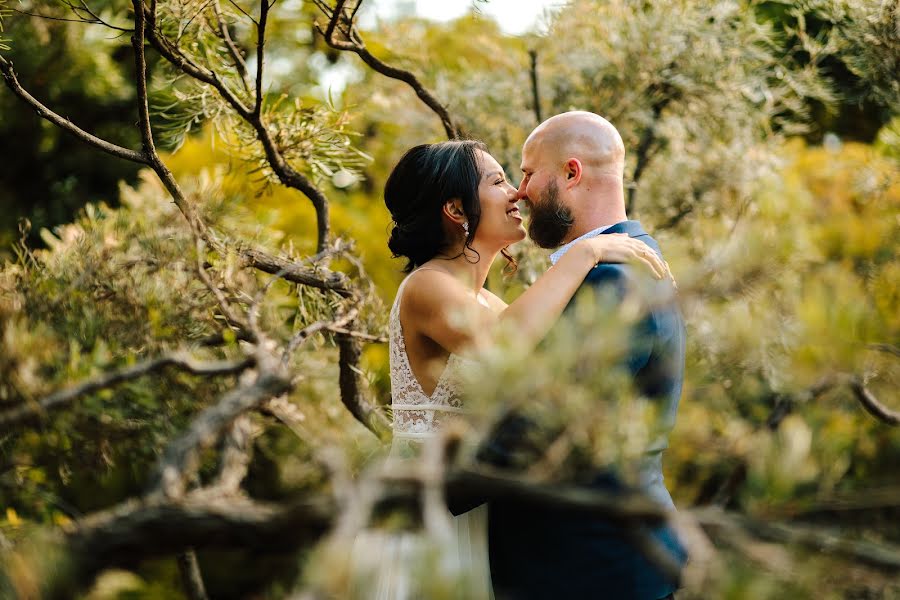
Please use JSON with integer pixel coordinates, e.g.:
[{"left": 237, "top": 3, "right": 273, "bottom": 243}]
[
  {"left": 626, "top": 74, "right": 678, "bottom": 215},
  {"left": 323, "top": 0, "right": 346, "bottom": 41},
  {"left": 694, "top": 505, "right": 900, "bottom": 572},
  {"left": 132, "top": 0, "right": 158, "bottom": 159},
  {"left": 226, "top": 0, "right": 258, "bottom": 25},
  {"left": 65, "top": 0, "right": 135, "bottom": 32},
  {"left": 238, "top": 246, "right": 352, "bottom": 296},
  {"left": 849, "top": 377, "right": 899, "bottom": 426},
  {"left": 0, "top": 354, "right": 255, "bottom": 430},
  {"left": 212, "top": 0, "right": 251, "bottom": 94},
  {"left": 212, "top": 415, "right": 255, "bottom": 494},
  {"left": 0, "top": 56, "right": 148, "bottom": 164},
  {"left": 325, "top": 327, "right": 387, "bottom": 344},
  {"left": 176, "top": 550, "right": 209, "bottom": 600},
  {"left": 61, "top": 493, "right": 334, "bottom": 587},
  {"left": 444, "top": 467, "right": 670, "bottom": 524},
  {"left": 154, "top": 369, "right": 292, "bottom": 500},
  {"left": 528, "top": 49, "right": 542, "bottom": 124},
  {"left": 336, "top": 331, "right": 392, "bottom": 441},
  {"left": 12, "top": 6, "right": 131, "bottom": 32},
  {"left": 253, "top": 0, "right": 271, "bottom": 117},
  {"left": 316, "top": 2, "right": 459, "bottom": 140}
]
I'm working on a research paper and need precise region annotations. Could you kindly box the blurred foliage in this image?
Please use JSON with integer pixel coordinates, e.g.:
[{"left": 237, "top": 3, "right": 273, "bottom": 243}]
[{"left": 0, "top": 0, "right": 898, "bottom": 598}]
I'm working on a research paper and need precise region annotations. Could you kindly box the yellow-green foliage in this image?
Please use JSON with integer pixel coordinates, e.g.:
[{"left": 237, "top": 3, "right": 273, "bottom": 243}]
[{"left": 665, "top": 138, "right": 899, "bottom": 509}]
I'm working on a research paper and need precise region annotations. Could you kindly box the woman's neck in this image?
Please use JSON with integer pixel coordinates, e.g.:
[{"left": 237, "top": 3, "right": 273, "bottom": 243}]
[{"left": 430, "top": 240, "right": 499, "bottom": 292}]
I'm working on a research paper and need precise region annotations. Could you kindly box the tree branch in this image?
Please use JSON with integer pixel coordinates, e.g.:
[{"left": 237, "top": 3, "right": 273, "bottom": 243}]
[
  {"left": 212, "top": 0, "right": 251, "bottom": 95},
  {"left": 211, "top": 415, "right": 255, "bottom": 494},
  {"left": 60, "top": 493, "right": 334, "bottom": 590},
  {"left": 153, "top": 368, "right": 292, "bottom": 500},
  {"left": 176, "top": 550, "right": 209, "bottom": 600},
  {"left": 132, "top": 0, "right": 158, "bottom": 160},
  {"left": 0, "top": 56, "right": 148, "bottom": 164},
  {"left": 626, "top": 72, "right": 678, "bottom": 215},
  {"left": 238, "top": 246, "right": 352, "bottom": 296},
  {"left": 316, "top": 1, "right": 459, "bottom": 140},
  {"left": 336, "top": 331, "right": 392, "bottom": 441},
  {"left": 694, "top": 505, "right": 900, "bottom": 572},
  {"left": 528, "top": 49, "right": 542, "bottom": 124},
  {"left": 253, "top": 0, "right": 270, "bottom": 117},
  {"left": 0, "top": 354, "right": 255, "bottom": 430},
  {"left": 849, "top": 377, "right": 899, "bottom": 426},
  {"left": 142, "top": 4, "right": 333, "bottom": 251}
]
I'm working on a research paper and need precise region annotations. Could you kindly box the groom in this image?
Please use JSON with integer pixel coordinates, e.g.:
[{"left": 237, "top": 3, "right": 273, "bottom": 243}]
[{"left": 478, "top": 111, "right": 687, "bottom": 599}]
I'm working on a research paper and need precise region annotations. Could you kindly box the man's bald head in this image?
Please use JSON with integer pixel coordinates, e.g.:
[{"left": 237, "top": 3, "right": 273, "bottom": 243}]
[{"left": 524, "top": 111, "right": 625, "bottom": 178}]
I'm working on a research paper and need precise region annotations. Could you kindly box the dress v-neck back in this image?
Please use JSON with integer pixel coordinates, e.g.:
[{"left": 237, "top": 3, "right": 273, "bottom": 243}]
[{"left": 388, "top": 269, "right": 469, "bottom": 439}]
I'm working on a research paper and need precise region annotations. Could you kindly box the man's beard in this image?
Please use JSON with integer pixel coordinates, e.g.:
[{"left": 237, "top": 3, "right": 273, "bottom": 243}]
[{"left": 527, "top": 179, "right": 574, "bottom": 249}]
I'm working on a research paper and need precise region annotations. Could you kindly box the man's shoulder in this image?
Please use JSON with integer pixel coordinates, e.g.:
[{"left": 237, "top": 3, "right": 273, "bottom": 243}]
[{"left": 584, "top": 262, "right": 629, "bottom": 284}]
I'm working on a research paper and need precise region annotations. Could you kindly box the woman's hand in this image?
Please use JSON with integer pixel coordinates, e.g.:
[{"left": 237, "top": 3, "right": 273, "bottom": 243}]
[{"left": 575, "top": 233, "right": 671, "bottom": 280}]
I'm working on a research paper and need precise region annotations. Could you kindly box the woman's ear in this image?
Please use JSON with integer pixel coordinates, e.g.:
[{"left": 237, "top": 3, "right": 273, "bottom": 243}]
[
  {"left": 442, "top": 198, "right": 467, "bottom": 225},
  {"left": 564, "top": 158, "right": 583, "bottom": 189}
]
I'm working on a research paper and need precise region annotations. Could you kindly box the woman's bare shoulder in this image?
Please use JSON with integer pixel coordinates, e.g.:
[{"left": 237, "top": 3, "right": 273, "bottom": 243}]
[{"left": 400, "top": 267, "right": 466, "bottom": 315}]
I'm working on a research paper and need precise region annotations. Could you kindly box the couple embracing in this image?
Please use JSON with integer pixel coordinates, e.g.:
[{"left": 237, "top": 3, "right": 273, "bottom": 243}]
[{"left": 371, "top": 111, "right": 687, "bottom": 600}]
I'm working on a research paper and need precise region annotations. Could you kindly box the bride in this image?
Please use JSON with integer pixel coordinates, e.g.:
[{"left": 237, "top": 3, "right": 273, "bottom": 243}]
[{"left": 349, "top": 140, "right": 668, "bottom": 599}]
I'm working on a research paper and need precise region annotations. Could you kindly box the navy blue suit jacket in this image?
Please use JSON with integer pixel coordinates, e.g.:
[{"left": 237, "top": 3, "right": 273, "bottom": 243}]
[{"left": 475, "top": 221, "right": 687, "bottom": 600}]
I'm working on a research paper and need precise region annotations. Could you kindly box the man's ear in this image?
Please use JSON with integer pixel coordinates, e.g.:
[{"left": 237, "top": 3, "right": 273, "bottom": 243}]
[
  {"left": 564, "top": 158, "right": 583, "bottom": 189},
  {"left": 442, "top": 198, "right": 466, "bottom": 224}
]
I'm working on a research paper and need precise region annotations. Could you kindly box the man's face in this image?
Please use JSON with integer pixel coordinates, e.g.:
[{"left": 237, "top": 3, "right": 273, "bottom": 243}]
[{"left": 518, "top": 142, "right": 574, "bottom": 249}]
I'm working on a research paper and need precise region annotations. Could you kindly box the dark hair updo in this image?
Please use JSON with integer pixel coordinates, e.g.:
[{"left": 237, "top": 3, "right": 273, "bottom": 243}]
[{"left": 385, "top": 140, "right": 487, "bottom": 273}]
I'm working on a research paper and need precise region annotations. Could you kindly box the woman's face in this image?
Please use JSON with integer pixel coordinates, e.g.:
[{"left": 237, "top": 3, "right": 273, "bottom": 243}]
[{"left": 473, "top": 150, "right": 526, "bottom": 246}]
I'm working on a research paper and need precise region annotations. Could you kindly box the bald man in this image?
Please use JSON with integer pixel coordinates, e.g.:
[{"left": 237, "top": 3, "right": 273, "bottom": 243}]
[{"left": 480, "top": 112, "right": 687, "bottom": 599}]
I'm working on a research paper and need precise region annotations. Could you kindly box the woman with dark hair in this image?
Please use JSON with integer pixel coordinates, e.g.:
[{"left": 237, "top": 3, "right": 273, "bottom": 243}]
[{"left": 346, "top": 141, "right": 668, "bottom": 599}]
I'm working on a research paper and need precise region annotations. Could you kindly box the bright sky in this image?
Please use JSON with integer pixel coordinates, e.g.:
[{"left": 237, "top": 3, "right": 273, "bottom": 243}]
[{"left": 360, "top": 0, "right": 565, "bottom": 35}]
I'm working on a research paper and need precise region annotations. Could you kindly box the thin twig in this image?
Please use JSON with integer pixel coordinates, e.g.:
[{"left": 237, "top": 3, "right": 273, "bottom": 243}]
[
  {"left": 0, "top": 56, "right": 147, "bottom": 164},
  {"left": 226, "top": 0, "right": 258, "bottom": 25},
  {"left": 316, "top": 1, "right": 459, "bottom": 139},
  {"left": 325, "top": 327, "right": 387, "bottom": 343},
  {"left": 694, "top": 505, "right": 900, "bottom": 572},
  {"left": 528, "top": 49, "right": 542, "bottom": 124},
  {"left": 253, "top": 0, "right": 271, "bottom": 117},
  {"left": 212, "top": 0, "right": 251, "bottom": 95}
]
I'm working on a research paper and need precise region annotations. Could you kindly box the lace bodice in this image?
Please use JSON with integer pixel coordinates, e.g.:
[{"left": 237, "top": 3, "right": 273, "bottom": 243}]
[{"left": 389, "top": 271, "right": 469, "bottom": 439}]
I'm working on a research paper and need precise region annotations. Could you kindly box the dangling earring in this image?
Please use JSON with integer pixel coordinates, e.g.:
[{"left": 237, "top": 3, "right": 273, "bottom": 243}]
[{"left": 462, "top": 221, "right": 469, "bottom": 235}]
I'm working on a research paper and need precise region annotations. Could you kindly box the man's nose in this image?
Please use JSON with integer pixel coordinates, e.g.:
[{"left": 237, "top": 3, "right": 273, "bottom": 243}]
[{"left": 516, "top": 182, "right": 528, "bottom": 201}]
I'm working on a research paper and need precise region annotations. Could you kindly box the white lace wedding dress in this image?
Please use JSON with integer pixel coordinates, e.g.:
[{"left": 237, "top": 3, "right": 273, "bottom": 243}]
[{"left": 349, "top": 270, "right": 494, "bottom": 599}]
